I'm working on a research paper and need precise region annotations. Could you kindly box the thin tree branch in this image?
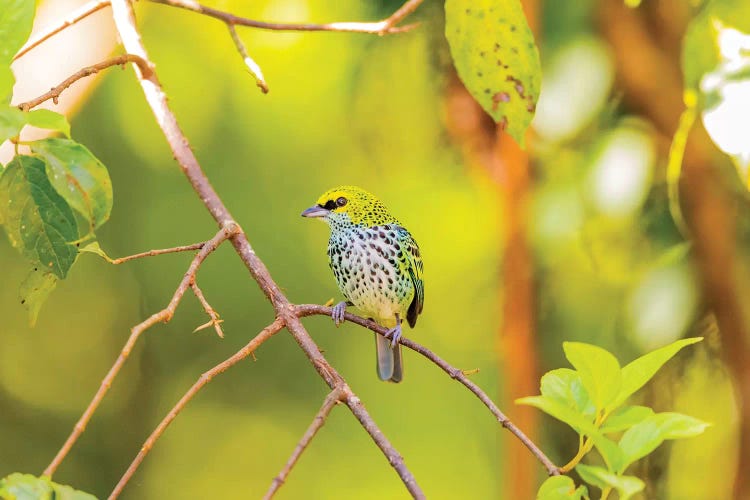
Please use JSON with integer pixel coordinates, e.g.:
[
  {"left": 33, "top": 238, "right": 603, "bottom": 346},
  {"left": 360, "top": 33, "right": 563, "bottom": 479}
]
[
  {"left": 190, "top": 279, "right": 225, "bottom": 338},
  {"left": 295, "top": 304, "right": 561, "bottom": 477},
  {"left": 13, "top": 0, "right": 112, "bottom": 61},
  {"left": 109, "top": 242, "right": 206, "bottom": 264},
  {"left": 110, "top": 0, "right": 425, "bottom": 497},
  {"left": 109, "top": 317, "right": 285, "bottom": 500},
  {"left": 17, "top": 54, "right": 153, "bottom": 112},
  {"left": 42, "top": 222, "right": 239, "bottom": 478},
  {"left": 264, "top": 387, "right": 344, "bottom": 499},
  {"left": 148, "top": 0, "right": 423, "bottom": 35},
  {"left": 226, "top": 23, "right": 268, "bottom": 93}
]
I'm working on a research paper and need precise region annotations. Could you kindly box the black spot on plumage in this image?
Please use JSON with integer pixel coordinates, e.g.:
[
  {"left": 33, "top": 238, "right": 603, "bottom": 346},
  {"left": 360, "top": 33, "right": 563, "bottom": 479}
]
[{"left": 378, "top": 231, "right": 386, "bottom": 238}]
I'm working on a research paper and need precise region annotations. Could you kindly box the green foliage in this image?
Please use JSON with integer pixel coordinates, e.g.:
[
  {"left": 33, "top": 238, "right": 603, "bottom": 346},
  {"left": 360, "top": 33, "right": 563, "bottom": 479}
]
[
  {"left": 537, "top": 476, "right": 588, "bottom": 499},
  {"left": 524, "top": 338, "right": 707, "bottom": 499},
  {"left": 0, "top": 155, "right": 79, "bottom": 278},
  {"left": 0, "top": 1, "right": 111, "bottom": 324},
  {"left": 444, "top": 0, "right": 541, "bottom": 145},
  {"left": 30, "top": 138, "right": 113, "bottom": 230},
  {"left": 0, "top": 473, "right": 97, "bottom": 500}
]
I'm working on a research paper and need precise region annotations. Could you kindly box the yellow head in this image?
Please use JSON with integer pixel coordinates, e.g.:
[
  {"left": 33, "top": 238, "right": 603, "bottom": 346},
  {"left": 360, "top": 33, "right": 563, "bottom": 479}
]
[{"left": 301, "top": 185, "right": 399, "bottom": 228}]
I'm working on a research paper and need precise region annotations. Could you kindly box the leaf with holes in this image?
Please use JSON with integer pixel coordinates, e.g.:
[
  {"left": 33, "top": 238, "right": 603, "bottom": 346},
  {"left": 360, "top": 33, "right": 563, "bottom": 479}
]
[
  {"left": 19, "top": 267, "right": 58, "bottom": 326},
  {"left": 445, "top": 0, "right": 541, "bottom": 145},
  {"left": 31, "top": 137, "right": 113, "bottom": 230},
  {"left": 0, "top": 155, "right": 79, "bottom": 278}
]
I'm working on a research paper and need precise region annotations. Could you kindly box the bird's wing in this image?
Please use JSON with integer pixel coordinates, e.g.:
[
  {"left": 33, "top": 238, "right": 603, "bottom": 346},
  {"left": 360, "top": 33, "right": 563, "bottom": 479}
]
[{"left": 396, "top": 226, "right": 424, "bottom": 326}]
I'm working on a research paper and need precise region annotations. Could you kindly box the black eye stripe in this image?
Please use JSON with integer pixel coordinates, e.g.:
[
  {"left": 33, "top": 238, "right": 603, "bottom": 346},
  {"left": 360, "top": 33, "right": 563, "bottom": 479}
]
[{"left": 321, "top": 200, "right": 337, "bottom": 210}]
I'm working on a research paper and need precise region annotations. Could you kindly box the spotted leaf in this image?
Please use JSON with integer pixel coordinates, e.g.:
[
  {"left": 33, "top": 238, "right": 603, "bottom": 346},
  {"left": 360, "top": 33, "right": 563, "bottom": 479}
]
[
  {"left": 445, "top": 0, "right": 542, "bottom": 146},
  {"left": 0, "top": 155, "right": 78, "bottom": 278}
]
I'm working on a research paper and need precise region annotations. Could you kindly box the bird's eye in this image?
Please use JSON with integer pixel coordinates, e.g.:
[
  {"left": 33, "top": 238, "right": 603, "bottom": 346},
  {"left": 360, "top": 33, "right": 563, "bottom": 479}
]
[{"left": 336, "top": 197, "right": 348, "bottom": 207}]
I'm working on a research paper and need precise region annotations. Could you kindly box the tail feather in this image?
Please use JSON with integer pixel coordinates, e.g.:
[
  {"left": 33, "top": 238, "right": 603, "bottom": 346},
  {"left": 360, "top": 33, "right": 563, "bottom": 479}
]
[{"left": 375, "top": 334, "right": 403, "bottom": 383}]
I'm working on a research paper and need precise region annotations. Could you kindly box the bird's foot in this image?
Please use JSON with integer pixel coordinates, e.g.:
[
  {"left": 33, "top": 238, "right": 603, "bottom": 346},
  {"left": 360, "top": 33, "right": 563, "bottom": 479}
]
[
  {"left": 331, "top": 301, "right": 348, "bottom": 327},
  {"left": 385, "top": 323, "right": 402, "bottom": 348}
]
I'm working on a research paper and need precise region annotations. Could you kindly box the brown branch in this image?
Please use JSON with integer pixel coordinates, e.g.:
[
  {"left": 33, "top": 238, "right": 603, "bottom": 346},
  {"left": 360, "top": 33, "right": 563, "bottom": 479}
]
[
  {"left": 109, "top": 242, "right": 205, "bottom": 264},
  {"left": 227, "top": 23, "right": 268, "bottom": 93},
  {"left": 13, "top": 0, "right": 112, "bottom": 61},
  {"left": 42, "top": 222, "right": 239, "bottom": 478},
  {"left": 109, "top": 317, "right": 285, "bottom": 499},
  {"left": 295, "top": 304, "right": 561, "bottom": 477},
  {"left": 110, "top": 0, "right": 425, "bottom": 497},
  {"left": 190, "top": 279, "right": 225, "bottom": 338},
  {"left": 148, "top": 0, "right": 423, "bottom": 35},
  {"left": 264, "top": 387, "right": 344, "bottom": 499},
  {"left": 17, "top": 54, "right": 153, "bottom": 112}
]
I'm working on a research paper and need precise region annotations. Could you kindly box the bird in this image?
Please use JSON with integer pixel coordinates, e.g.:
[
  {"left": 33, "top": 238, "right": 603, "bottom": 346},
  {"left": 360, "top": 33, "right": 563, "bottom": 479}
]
[{"left": 301, "top": 186, "right": 424, "bottom": 383}]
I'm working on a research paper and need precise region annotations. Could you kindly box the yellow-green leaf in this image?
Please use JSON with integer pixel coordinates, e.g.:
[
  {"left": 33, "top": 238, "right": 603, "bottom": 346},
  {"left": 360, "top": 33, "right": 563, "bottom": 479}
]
[
  {"left": 26, "top": 109, "right": 71, "bottom": 137},
  {"left": 445, "top": 0, "right": 541, "bottom": 145},
  {"left": 19, "top": 267, "right": 58, "bottom": 327},
  {"left": 0, "top": 0, "right": 35, "bottom": 63},
  {"left": 563, "top": 341, "right": 622, "bottom": 411},
  {"left": 0, "top": 105, "right": 26, "bottom": 143},
  {"left": 0, "top": 473, "right": 97, "bottom": 500},
  {"left": 30, "top": 137, "right": 113, "bottom": 230}
]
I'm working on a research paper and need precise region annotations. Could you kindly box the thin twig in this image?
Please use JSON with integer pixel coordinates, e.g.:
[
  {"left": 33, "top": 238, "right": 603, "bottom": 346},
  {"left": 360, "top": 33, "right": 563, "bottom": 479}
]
[
  {"left": 264, "top": 387, "right": 344, "bottom": 499},
  {"left": 109, "top": 317, "right": 285, "bottom": 499},
  {"left": 227, "top": 23, "right": 268, "bottom": 93},
  {"left": 17, "top": 54, "right": 153, "bottom": 111},
  {"left": 148, "top": 0, "right": 423, "bottom": 34},
  {"left": 43, "top": 223, "right": 239, "bottom": 478},
  {"left": 13, "top": 0, "right": 112, "bottom": 61},
  {"left": 110, "top": 242, "right": 205, "bottom": 264},
  {"left": 295, "top": 304, "right": 561, "bottom": 477},
  {"left": 190, "top": 279, "right": 225, "bottom": 338}
]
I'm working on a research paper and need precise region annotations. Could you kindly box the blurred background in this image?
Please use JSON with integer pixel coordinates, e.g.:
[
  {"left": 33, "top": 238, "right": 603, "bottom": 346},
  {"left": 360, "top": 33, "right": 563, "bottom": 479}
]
[{"left": 1, "top": 0, "right": 746, "bottom": 498}]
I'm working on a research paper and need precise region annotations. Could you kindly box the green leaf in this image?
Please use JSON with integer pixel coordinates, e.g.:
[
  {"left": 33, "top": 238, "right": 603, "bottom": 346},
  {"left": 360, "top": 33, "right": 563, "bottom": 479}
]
[
  {"left": 618, "top": 412, "right": 710, "bottom": 473},
  {"left": 445, "top": 0, "right": 541, "bottom": 145},
  {"left": 19, "top": 267, "right": 58, "bottom": 326},
  {"left": 575, "top": 465, "right": 644, "bottom": 500},
  {"left": 541, "top": 368, "right": 595, "bottom": 416},
  {"left": 536, "top": 476, "right": 587, "bottom": 500},
  {"left": 80, "top": 240, "right": 114, "bottom": 262},
  {"left": 516, "top": 395, "right": 598, "bottom": 435},
  {"left": 26, "top": 109, "right": 71, "bottom": 137},
  {"left": 563, "top": 342, "right": 622, "bottom": 411},
  {"left": 0, "top": 155, "right": 79, "bottom": 278},
  {"left": 0, "top": 66, "right": 14, "bottom": 105},
  {"left": 0, "top": 105, "right": 26, "bottom": 143},
  {"left": 611, "top": 337, "right": 703, "bottom": 409},
  {"left": 600, "top": 405, "right": 654, "bottom": 434},
  {"left": 30, "top": 137, "right": 113, "bottom": 230},
  {"left": 0, "top": 0, "right": 36, "bottom": 64},
  {"left": 0, "top": 473, "right": 98, "bottom": 500}
]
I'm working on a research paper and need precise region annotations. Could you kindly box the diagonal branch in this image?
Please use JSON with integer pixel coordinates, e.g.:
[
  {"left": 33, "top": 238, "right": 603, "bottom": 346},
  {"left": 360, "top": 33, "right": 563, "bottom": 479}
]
[
  {"left": 43, "top": 222, "right": 239, "bottom": 478},
  {"left": 110, "top": 0, "right": 425, "bottom": 497},
  {"left": 17, "top": 54, "right": 153, "bottom": 111},
  {"left": 295, "top": 304, "right": 561, "bottom": 477},
  {"left": 148, "top": 0, "right": 424, "bottom": 35},
  {"left": 13, "top": 0, "right": 112, "bottom": 61},
  {"left": 108, "top": 241, "right": 206, "bottom": 264},
  {"left": 264, "top": 387, "right": 344, "bottom": 499},
  {"left": 109, "top": 317, "right": 285, "bottom": 499},
  {"left": 226, "top": 23, "right": 268, "bottom": 93}
]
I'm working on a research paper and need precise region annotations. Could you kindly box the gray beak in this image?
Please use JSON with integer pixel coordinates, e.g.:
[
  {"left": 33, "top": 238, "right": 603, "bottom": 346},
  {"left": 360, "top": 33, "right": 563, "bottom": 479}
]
[{"left": 301, "top": 205, "right": 330, "bottom": 218}]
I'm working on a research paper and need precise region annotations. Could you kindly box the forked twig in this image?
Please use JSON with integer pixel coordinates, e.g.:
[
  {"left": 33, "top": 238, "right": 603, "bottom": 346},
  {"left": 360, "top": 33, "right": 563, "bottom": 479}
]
[
  {"left": 43, "top": 222, "right": 239, "bottom": 478},
  {"left": 190, "top": 279, "right": 225, "bottom": 338},
  {"left": 295, "top": 304, "right": 561, "bottom": 477},
  {"left": 109, "top": 317, "right": 285, "bottom": 499},
  {"left": 264, "top": 387, "right": 344, "bottom": 499}
]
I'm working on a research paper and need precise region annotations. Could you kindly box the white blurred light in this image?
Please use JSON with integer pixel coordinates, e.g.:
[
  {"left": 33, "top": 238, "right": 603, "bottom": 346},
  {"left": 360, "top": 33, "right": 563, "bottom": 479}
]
[
  {"left": 628, "top": 265, "right": 698, "bottom": 350},
  {"left": 532, "top": 186, "right": 584, "bottom": 243},
  {"left": 700, "top": 25, "right": 750, "bottom": 157},
  {"left": 533, "top": 37, "right": 614, "bottom": 142},
  {"left": 587, "top": 126, "right": 655, "bottom": 217}
]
